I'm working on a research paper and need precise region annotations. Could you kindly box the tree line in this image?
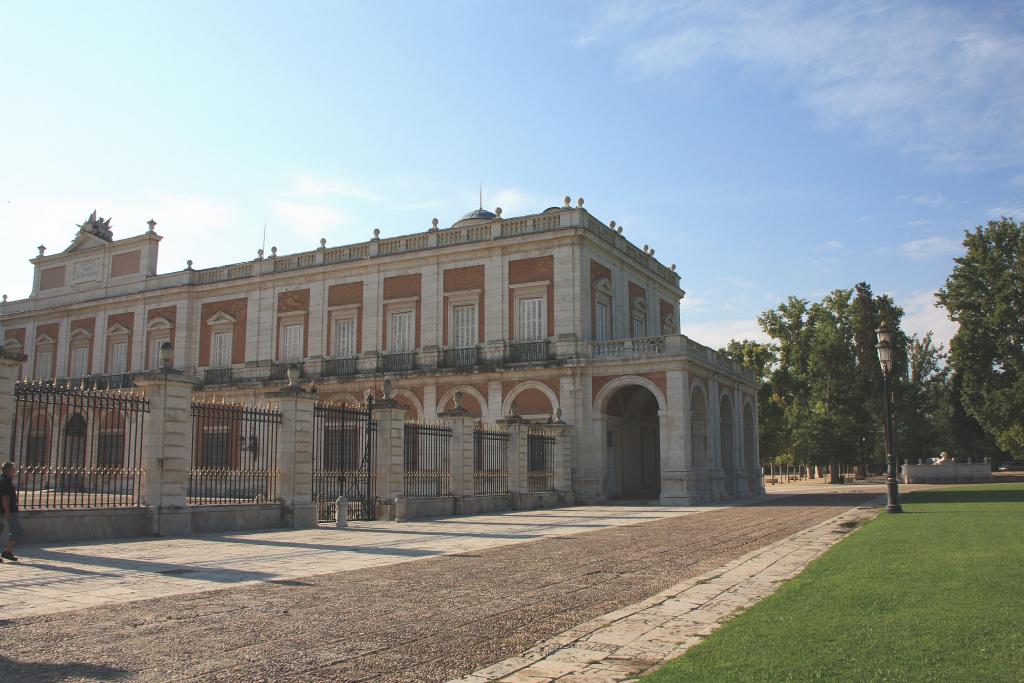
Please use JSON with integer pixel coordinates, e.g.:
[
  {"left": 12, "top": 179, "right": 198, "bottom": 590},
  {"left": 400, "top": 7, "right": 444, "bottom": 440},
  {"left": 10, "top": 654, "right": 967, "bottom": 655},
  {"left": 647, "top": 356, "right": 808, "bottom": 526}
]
[{"left": 721, "top": 218, "right": 1023, "bottom": 476}]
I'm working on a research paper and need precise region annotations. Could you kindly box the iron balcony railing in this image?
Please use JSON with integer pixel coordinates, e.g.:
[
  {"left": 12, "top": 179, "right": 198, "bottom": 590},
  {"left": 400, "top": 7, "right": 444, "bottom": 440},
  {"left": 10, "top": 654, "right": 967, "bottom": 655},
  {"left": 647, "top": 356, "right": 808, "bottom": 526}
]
[
  {"left": 203, "top": 367, "right": 233, "bottom": 385},
  {"left": 439, "top": 346, "right": 479, "bottom": 369},
  {"left": 322, "top": 357, "right": 357, "bottom": 377},
  {"left": 507, "top": 340, "right": 550, "bottom": 364},
  {"left": 380, "top": 352, "right": 417, "bottom": 373}
]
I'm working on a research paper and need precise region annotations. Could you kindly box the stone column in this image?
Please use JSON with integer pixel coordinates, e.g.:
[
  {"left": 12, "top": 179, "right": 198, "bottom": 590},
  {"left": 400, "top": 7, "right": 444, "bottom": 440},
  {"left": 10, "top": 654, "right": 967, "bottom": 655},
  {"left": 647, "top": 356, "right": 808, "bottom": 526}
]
[
  {"left": 708, "top": 376, "right": 726, "bottom": 501},
  {"left": 0, "top": 349, "right": 27, "bottom": 456},
  {"left": 440, "top": 409, "right": 475, "bottom": 499},
  {"left": 135, "top": 373, "right": 196, "bottom": 536},
  {"left": 501, "top": 419, "right": 529, "bottom": 496},
  {"left": 661, "top": 367, "right": 697, "bottom": 505},
  {"left": 374, "top": 401, "right": 407, "bottom": 502},
  {"left": 264, "top": 385, "right": 318, "bottom": 528},
  {"left": 545, "top": 421, "right": 574, "bottom": 502}
]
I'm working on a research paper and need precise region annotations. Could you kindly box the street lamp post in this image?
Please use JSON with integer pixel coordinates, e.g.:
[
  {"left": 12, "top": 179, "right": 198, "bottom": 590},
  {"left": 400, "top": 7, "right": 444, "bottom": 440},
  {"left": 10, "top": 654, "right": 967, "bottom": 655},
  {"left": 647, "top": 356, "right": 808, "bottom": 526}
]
[{"left": 876, "top": 321, "right": 902, "bottom": 514}]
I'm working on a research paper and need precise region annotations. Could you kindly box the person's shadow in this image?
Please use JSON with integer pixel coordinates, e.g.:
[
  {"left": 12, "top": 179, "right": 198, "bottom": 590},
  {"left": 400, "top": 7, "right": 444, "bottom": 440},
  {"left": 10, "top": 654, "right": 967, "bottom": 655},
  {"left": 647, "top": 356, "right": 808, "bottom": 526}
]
[{"left": 0, "top": 653, "right": 129, "bottom": 682}]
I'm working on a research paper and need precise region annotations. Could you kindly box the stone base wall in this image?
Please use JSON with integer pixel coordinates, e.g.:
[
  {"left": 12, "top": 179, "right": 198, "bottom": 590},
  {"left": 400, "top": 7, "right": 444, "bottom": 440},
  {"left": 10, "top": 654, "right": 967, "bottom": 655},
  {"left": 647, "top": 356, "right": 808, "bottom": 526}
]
[
  {"left": 190, "top": 503, "right": 289, "bottom": 534},
  {"left": 389, "top": 490, "right": 569, "bottom": 522},
  {"left": 16, "top": 507, "right": 150, "bottom": 544},
  {"left": 902, "top": 463, "right": 992, "bottom": 484}
]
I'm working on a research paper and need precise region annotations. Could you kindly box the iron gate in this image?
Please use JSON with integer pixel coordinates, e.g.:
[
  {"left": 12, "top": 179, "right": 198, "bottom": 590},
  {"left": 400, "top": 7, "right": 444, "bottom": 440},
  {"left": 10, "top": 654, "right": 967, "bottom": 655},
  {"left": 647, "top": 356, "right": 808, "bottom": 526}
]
[{"left": 313, "top": 399, "right": 376, "bottom": 521}]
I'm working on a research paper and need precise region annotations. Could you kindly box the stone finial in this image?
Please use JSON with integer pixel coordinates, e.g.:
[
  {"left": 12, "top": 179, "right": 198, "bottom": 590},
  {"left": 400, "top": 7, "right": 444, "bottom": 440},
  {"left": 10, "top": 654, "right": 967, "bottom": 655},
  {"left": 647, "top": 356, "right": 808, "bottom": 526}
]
[
  {"left": 430, "top": 218, "right": 439, "bottom": 231},
  {"left": 509, "top": 399, "right": 520, "bottom": 417},
  {"left": 382, "top": 379, "right": 393, "bottom": 400},
  {"left": 147, "top": 219, "right": 157, "bottom": 233},
  {"left": 2, "top": 294, "right": 6, "bottom": 303},
  {"left": 454, "top": 390, "right": 464, "bottom": 410},
  {"left": 37, "top": 244, "right": 46, "bottom": 256},
  {"left": 553, "top": 407, "right": 564, "bottom": 423},
  {"left": 563, "top": 195, "right": 571, "bottom": 208},
  {"left": 577, "top": 197, "right": 584, "bottom": 208},
  {"left": 372, "top": 228, "right": 381, "bottom": 240},
  {"left": 643, "top": 245, "right": 649, "bottom": 253},
  {"left": 319, "top": 237, "right": 327, "bottom": 249},
  {"left": 495, "top": 207, "right": 502, "bottom": 218},
  {"left": 671, "top": 264, "right": 676, "bottom": 271},
  {"left": 186, "top": 259, "right": 194, "bottom": 270},
  {"left": 609, "top": 220, "right": 616, "bottom": 229},
  {"left": 257, "top": 248, "right": 264, "bottom": 260},
  {"left": 649, "top": 248, "right": 655, "bottom": 257},
  {"left": 617, "top": 226, "right": 623, "bottom": 234}
]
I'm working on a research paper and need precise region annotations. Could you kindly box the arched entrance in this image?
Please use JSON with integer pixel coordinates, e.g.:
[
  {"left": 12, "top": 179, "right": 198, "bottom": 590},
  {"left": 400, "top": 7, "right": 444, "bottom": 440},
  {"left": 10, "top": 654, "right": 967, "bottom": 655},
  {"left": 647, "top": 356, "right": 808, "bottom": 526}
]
[
  {"left": 720, "top": 395, "right": 735, "bottom": 496},
  {"left": 602, "top": 384, "right": 661, "bottom": 500},
  {"left": 690, "top": 386, "right": 709, "bottom": 501}
]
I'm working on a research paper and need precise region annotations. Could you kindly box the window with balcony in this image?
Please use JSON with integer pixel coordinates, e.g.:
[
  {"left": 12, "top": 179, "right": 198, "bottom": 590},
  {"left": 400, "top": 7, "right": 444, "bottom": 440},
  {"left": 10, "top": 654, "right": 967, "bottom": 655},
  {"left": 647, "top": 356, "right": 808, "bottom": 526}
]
[
  {"left": 518, "top": 297, "right": 544, "bottom": 342},
  {"left": 389, "top": 309, "right": 414, "bottom": 353},
  {"left": 631, "top": 298, "right": 649, "bottom": 338},
  {"left": 71, "top": 344, "right": 89, "bottom": 378},
  {"left": 595, "top": 301, "right": 610, "bottom": 341},
  {"left": 452, "top": 304, "right": 477, "bottom": 349},
  {"left": 149, "top": 336, "right": 169, "bottom": 370},
  {"left": 110, "top": 341, "right": 128, "bottom": 374},
  {"left": 281, "top": 323, "right": 303, "bottom": 362},
  {"left": 34, "top": 349, "right": 53, "bottom": 380}
]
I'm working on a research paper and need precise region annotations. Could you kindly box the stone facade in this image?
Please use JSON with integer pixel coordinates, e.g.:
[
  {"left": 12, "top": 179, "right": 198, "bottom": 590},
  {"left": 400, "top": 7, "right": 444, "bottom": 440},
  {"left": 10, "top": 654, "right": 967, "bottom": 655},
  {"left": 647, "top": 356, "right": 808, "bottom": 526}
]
[{"left": 1, "top": 199, "right": 762, "bottom": 505}]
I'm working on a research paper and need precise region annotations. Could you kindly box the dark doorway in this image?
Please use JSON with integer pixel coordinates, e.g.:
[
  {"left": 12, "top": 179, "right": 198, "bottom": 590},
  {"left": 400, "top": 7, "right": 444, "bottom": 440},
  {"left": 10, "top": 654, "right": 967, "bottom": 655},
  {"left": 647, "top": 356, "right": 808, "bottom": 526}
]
[{"left": 604, "top": 385, "right": 661, "bottom": 500}]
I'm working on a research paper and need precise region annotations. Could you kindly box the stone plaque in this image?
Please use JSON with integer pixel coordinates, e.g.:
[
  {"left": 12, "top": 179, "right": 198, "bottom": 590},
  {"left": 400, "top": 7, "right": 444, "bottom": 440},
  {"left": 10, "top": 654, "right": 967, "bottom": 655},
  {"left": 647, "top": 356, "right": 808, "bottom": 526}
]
[{"left": 72, "top": 258, "right": 102, "bottom": 284}]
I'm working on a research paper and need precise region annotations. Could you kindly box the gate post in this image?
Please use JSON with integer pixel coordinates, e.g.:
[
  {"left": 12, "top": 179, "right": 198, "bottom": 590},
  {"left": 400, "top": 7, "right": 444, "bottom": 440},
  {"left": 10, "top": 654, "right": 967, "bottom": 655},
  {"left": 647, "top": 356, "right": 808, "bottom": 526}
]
[
  {"left": 135, "top": 372, "right": 196, "bottom": 536},
  {"left": 501, "top": 419, "right": 529, "bottom": 496},
  {"left": 265, "top": 384, "right": 318, "bottom": 529},
  {"left": 0, "top": 348, "right": 27, "bottom": 456},
  {"left": 545, "top": 422, "right": 574, "bottom": 502},
  {"left": 374, "top": 400, "right": 407, "bottom": 504},
  {"left": 439, "top": 399, "right": 474, "bottom": 499}
]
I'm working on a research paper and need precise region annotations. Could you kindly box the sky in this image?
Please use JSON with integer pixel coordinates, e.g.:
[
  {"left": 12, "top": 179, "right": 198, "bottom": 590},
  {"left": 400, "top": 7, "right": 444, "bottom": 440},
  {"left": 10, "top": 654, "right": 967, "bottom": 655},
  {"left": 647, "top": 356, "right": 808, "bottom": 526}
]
[{"left": 2, "top": 0, "right": 1022, "bottom": 351}]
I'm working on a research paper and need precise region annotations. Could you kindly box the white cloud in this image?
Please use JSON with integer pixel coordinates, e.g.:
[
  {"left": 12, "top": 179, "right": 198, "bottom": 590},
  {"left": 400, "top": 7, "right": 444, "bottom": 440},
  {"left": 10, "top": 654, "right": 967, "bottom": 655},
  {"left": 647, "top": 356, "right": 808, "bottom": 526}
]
[
  {"left": 907, "top": 219, "right": 932, "bottom": 227},
  {"left": 912, "top": 193, "right": 946, "bottom": 206},
  {"left": 815, "top": 239, "right": 843, "bottom": 252},
  {"left": 289, "top": 173, "right": 379, "bottom": 202},
  {"left": 985, "top": 206, "right": 1024, "bottom": 219},
  {"left": 900, "top": 236, "right": 962, "bottom": 260},
  {"left": 903, "top": 290, "right": 958, "bottom": 350},
  {"left": 683, "top": 318, "right": 770, "bottom": 350},
  {"left": 271, "top": 201, "right": 348, "bottom": 241},
  {"left": 579, "top": 1, "right": 1024, "bottom": 170},
  {"left": 680, "top": 294, "right": 707, "bottom": 312}
]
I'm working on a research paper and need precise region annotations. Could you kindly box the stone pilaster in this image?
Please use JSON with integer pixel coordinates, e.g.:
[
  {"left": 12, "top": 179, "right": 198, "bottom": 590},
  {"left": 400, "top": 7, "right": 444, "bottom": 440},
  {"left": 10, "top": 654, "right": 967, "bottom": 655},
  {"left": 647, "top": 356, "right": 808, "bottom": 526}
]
[
  {"left": 440, "top": 412, "right": 475, "bottom": 498},
  {"left": 0, "top": 349, "right": 28, "bottom": 457},
  {"left": 135, "top": 373, "right": 196, "bottom": 536},
  {"left": 264, "top": 385, "right": 318, "bottom": 528},
  {"left": 502, "top": 420, "right": 529, "bottom": 495},
  {"left": 661, "top": 368, "right": 698, "bottom": 505},
  {"left": 544, "top": 422, "right": 574, "bottom": 499},
  {"left": 374, "top": 404, "right": 407, "bottom": 501}
]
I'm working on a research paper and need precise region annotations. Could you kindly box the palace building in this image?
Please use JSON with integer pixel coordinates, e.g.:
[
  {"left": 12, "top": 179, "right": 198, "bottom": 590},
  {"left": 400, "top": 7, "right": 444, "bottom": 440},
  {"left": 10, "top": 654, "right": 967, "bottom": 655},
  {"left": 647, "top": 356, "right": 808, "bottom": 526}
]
[{"left": 0, "top": 197, "right": 762, "bottom": 505}]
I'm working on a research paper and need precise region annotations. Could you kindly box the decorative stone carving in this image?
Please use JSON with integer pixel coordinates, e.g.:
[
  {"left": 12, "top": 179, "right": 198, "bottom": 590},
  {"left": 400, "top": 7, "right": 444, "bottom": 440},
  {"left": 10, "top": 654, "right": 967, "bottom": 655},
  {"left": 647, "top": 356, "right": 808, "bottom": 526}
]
[{"left": 77, "top": 210, "right": 114, "bottom": 241}]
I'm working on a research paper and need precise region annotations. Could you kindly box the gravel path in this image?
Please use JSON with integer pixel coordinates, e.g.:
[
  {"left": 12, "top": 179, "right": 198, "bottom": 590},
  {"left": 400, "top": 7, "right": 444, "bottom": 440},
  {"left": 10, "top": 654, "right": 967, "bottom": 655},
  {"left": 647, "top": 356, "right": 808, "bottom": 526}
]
[{"left": 0, "top": 492, "right": 872, "bottom": 682}]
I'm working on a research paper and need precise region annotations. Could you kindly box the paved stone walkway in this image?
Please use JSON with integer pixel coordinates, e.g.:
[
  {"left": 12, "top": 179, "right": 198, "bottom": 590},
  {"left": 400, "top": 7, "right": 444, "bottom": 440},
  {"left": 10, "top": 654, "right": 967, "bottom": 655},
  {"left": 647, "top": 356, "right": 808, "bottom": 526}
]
[
  {"left": 0, "top": 490, "right": 876, "bottom": 682},
  {"left": 454, "top": 497, "right": 882, "bottom": 682},
  {"left": 1, "top": 504, "right": 710, "bottom": 619}
]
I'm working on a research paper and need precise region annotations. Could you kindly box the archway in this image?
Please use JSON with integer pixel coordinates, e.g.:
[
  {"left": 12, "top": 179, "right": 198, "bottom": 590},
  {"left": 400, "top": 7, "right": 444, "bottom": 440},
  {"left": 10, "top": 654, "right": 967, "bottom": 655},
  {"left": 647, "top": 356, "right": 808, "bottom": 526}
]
[
  {"left": 601, "top": 384, "right": 661, "bottom": 501},
  {"left": 720, "top": 395, "right": 735, "bottom": 496},
  {"left": 690, "top": 386, "right": 709, "bottom": 501},
  {"left": 503, "top": 381, "right": 559, "bottom": 422}
]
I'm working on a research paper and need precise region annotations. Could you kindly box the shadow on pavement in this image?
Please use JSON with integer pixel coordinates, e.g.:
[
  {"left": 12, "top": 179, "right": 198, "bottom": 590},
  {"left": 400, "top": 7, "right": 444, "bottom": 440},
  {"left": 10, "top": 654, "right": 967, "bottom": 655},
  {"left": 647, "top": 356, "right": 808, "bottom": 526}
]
[
  {"left": 905, "top": 488, "right": 1024, "bottom": 505},
  {"left": 0, "top": 655, "right": 129, "bottom": 682}
]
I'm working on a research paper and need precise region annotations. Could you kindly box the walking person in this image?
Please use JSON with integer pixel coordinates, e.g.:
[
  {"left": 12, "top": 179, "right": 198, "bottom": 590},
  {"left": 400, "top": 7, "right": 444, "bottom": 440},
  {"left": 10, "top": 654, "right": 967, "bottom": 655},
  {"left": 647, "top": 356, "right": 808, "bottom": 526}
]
[{"left": 1, "top": 460, "right": 21, "bottom": 562}]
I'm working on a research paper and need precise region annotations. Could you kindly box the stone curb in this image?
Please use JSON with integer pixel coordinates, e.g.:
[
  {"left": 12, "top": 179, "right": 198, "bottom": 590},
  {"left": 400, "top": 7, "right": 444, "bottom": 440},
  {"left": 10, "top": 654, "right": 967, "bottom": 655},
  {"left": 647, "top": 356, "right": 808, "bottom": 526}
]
[{"left": 451, "top": 495, "right": 886, "bottom": 683}]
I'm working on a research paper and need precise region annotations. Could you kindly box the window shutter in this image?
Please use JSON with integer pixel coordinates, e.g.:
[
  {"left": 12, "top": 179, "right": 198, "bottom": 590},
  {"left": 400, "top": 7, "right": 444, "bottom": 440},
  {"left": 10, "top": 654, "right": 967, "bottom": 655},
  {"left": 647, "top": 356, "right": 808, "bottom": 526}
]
[
  {"left": 150, "top": 338, "right": 164, "bottom": 370},
  {"left": 596, "top": 301, "right": 609, "bottom": 341},
  {"left": 111, "top": 342, "right": 128, "bottom": 374},
  {"left": 283, "top": 324, "right": 303, "bottom": 361},
  {"left": 453, "top": 304, "right": 476, "bottom": 349},
  {"left": 36, "top": 351, "right": 52, "bottom": 380},
  {"left": 213, "top": 332, "right": 231, "bottom": 368},
  {"left": 72, "top": 346, "right": 89, "bottom": 377},
  {"left": 633, "top": 316, "right": 646, "bottom": 338},
  {"left": 334, "top": 318, "right": 355, "bottom": 358},
  {"left": 519, "top": 297, "right": 543, "bottom": 342},
  {"left": 390, "top": 311, "right": 413, "bottom": 352}
]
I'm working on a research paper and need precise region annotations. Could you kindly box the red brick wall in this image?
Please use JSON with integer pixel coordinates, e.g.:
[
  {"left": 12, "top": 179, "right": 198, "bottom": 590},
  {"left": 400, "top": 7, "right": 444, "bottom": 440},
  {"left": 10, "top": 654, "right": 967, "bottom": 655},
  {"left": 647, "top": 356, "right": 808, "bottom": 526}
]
[
  {"left": 110, "top": 251, "right": 141, "bottom": 277},
  {"left": 383, "top": 274, "right": 422, "bottom": 351},
  {"left": 199, "top": 298, "right": 248, "bottom": 366},
  {"left": 105, "top": 312, "right": 135, "bottom": 371},
  {"left": 629, "top": 281, "right": 646, "bottom": 304},
  {"left": 590, "top": 259, "right": 613, "bottom": 337},
  {"left": 442, "top": 265, "right": 485, "bottom": 345},
  {"left": 277, "top": 289, "right": 310, "bottom": 359},
  {"left": 508, "top": 256, "right": 554, "bottom": 340},
  {"left": 660, "top": 299, "right": 675, "bottom": 332},
  {"left": 39, "top": 266, "right": 66, "bottom": 290},
  {"left": 437, "top": 382, "right": 489, "bottom": 416}
]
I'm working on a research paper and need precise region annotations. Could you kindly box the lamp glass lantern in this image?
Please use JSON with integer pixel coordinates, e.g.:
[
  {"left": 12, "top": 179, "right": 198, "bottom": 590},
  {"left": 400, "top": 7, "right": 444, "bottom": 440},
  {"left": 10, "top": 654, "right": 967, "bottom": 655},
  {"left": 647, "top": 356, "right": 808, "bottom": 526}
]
[
  {"left": 159, "top": 341, "right": 174, "bottom": 369},
  {"left": 875, "top": 322, "right": 894, "bottom": 374}
]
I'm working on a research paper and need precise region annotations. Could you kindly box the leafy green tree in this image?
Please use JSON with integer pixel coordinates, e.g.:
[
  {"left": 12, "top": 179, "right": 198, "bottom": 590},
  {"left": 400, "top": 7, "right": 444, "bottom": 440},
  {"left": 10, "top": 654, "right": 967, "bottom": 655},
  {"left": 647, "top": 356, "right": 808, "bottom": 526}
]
[
  {"left": 937, "top": 218, "right": 1024, "bottom": 456},
  {"left": 898, "top": 332, "right": 950, "bottom": 463}
]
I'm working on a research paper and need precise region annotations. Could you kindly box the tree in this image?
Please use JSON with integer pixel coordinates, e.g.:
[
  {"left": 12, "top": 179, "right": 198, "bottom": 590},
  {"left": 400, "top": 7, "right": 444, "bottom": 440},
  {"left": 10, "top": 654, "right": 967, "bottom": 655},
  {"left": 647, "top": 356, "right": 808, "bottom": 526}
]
[{"left": 937, "top": 218, "right": 1024, "bottom": 457}]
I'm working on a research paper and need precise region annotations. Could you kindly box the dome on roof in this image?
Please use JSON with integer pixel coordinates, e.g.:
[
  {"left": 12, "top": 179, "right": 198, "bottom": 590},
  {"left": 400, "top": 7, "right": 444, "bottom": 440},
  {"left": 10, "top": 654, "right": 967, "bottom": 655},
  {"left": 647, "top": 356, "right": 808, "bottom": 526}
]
[{"left": 458, "top": 208, "right": 497, "bottom": 221}]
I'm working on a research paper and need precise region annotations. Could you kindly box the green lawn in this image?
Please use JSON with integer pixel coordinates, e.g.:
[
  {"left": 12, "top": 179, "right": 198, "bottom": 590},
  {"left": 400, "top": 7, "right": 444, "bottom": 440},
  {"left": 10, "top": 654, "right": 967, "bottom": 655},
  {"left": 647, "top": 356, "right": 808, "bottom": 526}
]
[{"left": 645, "top": 484, "right": 1024, "bottom": 683}]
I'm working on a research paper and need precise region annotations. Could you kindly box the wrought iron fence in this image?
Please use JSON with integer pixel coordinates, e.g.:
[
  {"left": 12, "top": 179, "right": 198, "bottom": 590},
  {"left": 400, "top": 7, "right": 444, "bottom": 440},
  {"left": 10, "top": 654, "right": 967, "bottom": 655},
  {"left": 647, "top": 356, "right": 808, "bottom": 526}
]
[
  {"left": 508, "top": 340, "right": 549, "bottom": 363},
  {"left": 188, "top": 400, "right": 280, "bottom": 504},
  {"left": 9, "top": 381, "right": 149, "bottom": 509},
  {"left": 313, "top": 401, "right": 376, "bottom": 522},
  {"left": 380, "top": 352, "right": 417, "bottom": 373},
  {"left": 527, "top": 428, "right": 556, "bottom": 492},
  {"left": 473, "top": 426, "right": 510, "bottom": 495},
  {"left": 403, "top": 422, "right": 451, "bottom": 497},
  {"left": 439, "top": 347, "right": 479, "bottom": 369},
  {"left": 322, "top": 357, "right": 357, "bottom": 378}
]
